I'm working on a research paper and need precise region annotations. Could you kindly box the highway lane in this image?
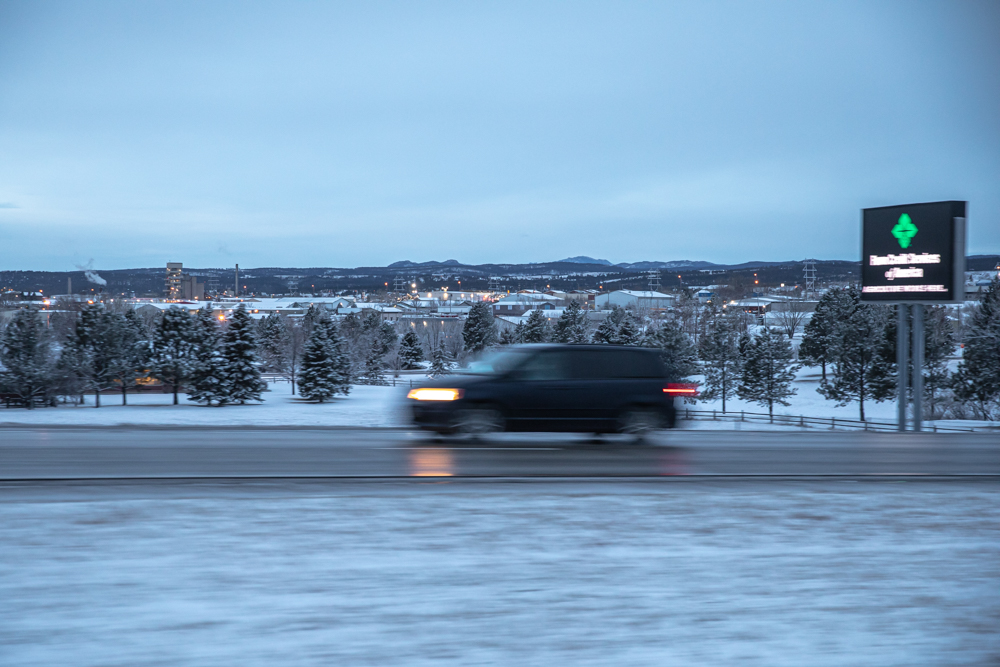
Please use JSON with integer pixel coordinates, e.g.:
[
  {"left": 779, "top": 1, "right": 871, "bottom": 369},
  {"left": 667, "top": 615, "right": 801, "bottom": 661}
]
[{"left": 1, "top": 427, "right": 998, "bottom": 478}]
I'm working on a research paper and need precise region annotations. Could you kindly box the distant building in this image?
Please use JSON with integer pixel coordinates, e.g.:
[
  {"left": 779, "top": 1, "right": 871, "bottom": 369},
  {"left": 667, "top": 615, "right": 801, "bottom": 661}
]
[
  {"left": 165, "top": 263, "right": 183, "bottom": 298},
  {"left": 179, "top": 275, "right": 205, "bottom": 301},
  {"left": 595, "top": 290, "right": 676, "bottom": 310}
]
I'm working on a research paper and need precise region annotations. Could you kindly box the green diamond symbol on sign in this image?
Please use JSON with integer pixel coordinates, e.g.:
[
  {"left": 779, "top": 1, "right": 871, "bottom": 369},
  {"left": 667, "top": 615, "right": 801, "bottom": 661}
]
[{"left": 892, "top": 213, "right": 918, "bottom": 249}]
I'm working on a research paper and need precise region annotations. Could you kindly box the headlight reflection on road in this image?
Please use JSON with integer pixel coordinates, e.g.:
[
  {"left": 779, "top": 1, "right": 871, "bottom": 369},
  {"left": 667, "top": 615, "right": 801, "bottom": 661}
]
[{"left": 410, "top": 447, "right": 455, "bottom": 477}]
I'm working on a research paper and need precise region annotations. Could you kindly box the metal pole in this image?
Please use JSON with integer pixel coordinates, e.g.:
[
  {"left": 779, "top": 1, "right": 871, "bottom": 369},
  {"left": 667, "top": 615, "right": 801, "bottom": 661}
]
[
  {"left": 897, "top": 304, "right": 909, "bottom": 431},
  {"left": 235, "top": 264, "right": 239, "bottom": 298},
  {"left": 912, "top": 304, "right": 924, "bottom": 432}
]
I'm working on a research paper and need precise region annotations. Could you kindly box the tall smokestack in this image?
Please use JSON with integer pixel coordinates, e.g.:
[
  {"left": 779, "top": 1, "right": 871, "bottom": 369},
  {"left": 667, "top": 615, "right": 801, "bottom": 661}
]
[
  {"left": 235, "top": 264, "right": 239, "bottom": 297},
  {"left": 68, "top": 277, "right": 72, "bottom": 295}
]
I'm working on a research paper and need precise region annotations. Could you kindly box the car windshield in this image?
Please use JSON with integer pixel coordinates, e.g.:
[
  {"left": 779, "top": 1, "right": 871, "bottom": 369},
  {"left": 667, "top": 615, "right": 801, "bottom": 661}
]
[{"left": 465, "top": 349, "right": 533, "bottom": 375}]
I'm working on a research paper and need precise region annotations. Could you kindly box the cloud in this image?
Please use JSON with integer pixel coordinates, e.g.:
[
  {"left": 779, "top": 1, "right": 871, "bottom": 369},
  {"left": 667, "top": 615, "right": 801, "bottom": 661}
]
[{"left": 0, "top": 202, "right": 19, "bottom": 209}]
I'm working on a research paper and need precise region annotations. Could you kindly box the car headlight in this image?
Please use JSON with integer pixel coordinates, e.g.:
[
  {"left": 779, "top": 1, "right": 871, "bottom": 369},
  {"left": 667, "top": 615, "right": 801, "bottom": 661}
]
[{"left": 407, "top": 388, "right": 464, "bottom": 401}]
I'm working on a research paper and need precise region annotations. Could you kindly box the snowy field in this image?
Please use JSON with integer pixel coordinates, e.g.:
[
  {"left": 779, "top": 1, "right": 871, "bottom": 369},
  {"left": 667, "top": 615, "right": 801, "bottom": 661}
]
[
  {"left": 1, "top": 480, "right": 997, "bottom": 666},
  {"left": 1, "top": 370, "right": 993, "bottom": 431}
]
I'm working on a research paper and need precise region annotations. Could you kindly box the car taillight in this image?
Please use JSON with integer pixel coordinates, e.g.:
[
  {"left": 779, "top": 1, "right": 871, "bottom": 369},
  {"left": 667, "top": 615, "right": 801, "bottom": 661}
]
[{"left": 663, "top": 383, "right": 698, "bottom": 396}]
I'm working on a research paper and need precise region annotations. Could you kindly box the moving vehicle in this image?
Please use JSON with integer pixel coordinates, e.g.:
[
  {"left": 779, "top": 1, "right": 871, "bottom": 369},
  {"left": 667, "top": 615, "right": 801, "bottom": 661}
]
[{"left": 407, "top": 344, "right": 692, "bottom": 437}]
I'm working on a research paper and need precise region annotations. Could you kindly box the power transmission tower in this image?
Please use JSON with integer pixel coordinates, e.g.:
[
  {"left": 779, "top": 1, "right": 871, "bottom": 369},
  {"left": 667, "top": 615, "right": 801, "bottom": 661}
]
[
  {"left": 646, "top": 270, "right": 661, "bottom": 293},
  {"left": 488, "top": 276, "right": 502, "bottom": 294},
  {"left": 392, "top": 275, "right": 407, "bottom": 294},
  {"left": 802, "top": 260, "right": 817, "bottom": 298}
]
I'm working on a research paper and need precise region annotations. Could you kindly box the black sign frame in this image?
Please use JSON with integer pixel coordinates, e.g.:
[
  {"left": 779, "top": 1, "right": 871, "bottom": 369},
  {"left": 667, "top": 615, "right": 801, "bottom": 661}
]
[{"left": 861, "top": 201, "right": 966, "bottom": 303}]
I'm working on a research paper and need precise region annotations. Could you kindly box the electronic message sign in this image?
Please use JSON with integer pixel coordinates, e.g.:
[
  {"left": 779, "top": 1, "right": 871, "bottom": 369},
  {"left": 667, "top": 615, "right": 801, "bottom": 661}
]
[{"left": 861, "top": 201, "right": 966, "bottom": 303}]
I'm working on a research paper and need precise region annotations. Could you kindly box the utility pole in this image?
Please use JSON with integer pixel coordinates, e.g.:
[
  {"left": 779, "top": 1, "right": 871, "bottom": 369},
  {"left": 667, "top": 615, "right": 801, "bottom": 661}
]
[{"left": 235, "top": 264, "right": 239, "bottom": 298}]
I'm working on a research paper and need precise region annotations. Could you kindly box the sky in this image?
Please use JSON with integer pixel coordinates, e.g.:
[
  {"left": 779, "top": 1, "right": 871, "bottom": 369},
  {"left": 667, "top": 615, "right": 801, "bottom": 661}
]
[{"left": 1, "top": 1, "right": 998, "bottom": 271}]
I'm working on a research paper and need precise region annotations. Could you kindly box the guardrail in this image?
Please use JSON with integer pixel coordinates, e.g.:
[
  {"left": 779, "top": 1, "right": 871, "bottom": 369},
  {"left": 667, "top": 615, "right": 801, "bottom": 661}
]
[{"left": 679, "top": 408, "right": 989, "bottom": 433}]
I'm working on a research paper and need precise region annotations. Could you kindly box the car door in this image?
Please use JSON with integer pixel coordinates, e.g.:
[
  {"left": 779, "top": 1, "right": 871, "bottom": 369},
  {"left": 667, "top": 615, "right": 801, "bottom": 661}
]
[{"left": 501, "top": 349, "right": 584, "bottom": 431}]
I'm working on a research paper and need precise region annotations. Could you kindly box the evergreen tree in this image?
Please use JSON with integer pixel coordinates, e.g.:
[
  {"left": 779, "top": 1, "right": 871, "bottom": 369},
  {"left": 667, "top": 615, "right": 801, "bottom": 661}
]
[
  {"left": 376, "top": 321, "right": 398, "bottom": 358},
  {"left": 922, "top": 306, "right": 956, "bottom": 417},
  {"left": 799, "top": 288, "right": 853, "bottom": 381},
  {"left": 221, "top": 304, "right": 267, "bottom": 404},
  {"left": 359, "top": 337, "right": 389, "bottom": 385},
  {"left": 150, "top": 306, "right": 199, "bottom": 405},
  {"left": 737, "top": 327, "right": 798, "bottom": 417},
  {"left": 615, "top": 310, "right": 642, "bottom": 345},
  {"left": 552, "top": 300, "right": 589, "bottom": 344},
  {"left": 952, "top": 278, "right": 1000, "bottom": 419},
  {"left": 104, "top": 310, "right": 150, "bottom": 406},
  {"left": 324, "top": 319, "right": 352, "bottom": 396},
  {"left": 592, "top": 312, "right": 621, "bottom": 344},
  {"left": 499, "top": 325, "right": 519, "bottom": 346},
  {"left": 256, "top": 313, "right": 289, "bottom": 374},
  {"left": 698, "top": 316, "right": 741, "bottom": 413},
  {"left": 299, "top": 323, "right": 338, "bottom": 402},
  {"left": 429, "top": 342, "right": 451, "bottom": 377},
  {"left": 521, "top": 309, "right": 550, "bottom": 343},
  {"left": 73, "top": 304, "right": 110, "bottom": 406},
  {"left": 644, "top": 318, "right": 698, "bottom": 382},
  {"left": 399, "top": 331, "right": 425, "bottom": 369},
  {"left": 188, "top": 306, "right": 229, "bottom": 406},
  {"left": 0, "top": 307, "right": 56, "bottom": 408},
  {"left": 817, "top": 287, "right": 895, "bottom": 421},
  {"left": 462, "top": 301, "right": 499, "bottom": 354}
]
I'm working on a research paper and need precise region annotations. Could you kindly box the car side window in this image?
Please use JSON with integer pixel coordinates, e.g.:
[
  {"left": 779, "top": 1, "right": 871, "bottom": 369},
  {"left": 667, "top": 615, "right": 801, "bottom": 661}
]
[{"left": 517, "top": 351, "right": 572, "bottom": 381}]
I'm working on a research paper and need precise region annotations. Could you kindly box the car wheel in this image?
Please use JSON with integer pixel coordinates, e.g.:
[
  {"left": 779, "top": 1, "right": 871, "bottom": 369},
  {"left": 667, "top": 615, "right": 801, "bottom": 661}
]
[
  {"left": 620, "top": 408, "right": 662, "bottom": 441},
  {"left": 453, "top": 406, "right": 504, "bottom": 439}
]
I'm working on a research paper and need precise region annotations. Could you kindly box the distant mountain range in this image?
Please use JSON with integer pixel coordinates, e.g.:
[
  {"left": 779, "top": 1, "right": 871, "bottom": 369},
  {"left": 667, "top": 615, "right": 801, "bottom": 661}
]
[{"left": 556, "top": 257, "right": 806, "bottom": 271}]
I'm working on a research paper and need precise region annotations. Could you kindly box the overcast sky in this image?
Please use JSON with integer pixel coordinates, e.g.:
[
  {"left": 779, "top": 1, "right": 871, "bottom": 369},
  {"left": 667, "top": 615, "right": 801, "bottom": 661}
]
[{"left": 1, "top": 1, "right": 998, "bottom": 271}]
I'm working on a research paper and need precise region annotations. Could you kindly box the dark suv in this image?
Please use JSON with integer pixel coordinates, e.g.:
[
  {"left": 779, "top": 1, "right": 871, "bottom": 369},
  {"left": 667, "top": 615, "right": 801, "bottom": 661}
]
[{"left": 407, "top": 344, "right": 689, "bottom": 436}]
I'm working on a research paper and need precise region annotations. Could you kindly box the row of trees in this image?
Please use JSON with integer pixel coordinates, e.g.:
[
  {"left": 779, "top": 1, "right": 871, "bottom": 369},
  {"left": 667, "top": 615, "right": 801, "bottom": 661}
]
[
  {"left": 3, "top": 278, "right": 998, "bottom": 418},
  {"left": 0, "top": 303, "right": 268, "bottom": 408}
]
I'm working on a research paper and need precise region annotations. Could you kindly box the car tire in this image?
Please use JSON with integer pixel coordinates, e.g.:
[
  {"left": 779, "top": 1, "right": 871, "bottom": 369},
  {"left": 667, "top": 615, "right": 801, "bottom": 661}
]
[
  {"left": 619, "top": 408, "right": 662, "bottom": 441},
  {"left": 453, "top": 405, "right": 505, "bottom": 439}
]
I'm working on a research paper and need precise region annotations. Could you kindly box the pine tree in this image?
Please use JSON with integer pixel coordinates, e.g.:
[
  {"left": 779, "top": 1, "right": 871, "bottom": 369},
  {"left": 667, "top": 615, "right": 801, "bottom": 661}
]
[
  {"left": 221, "top": 304, "right": 267, "bottom": 404},
  {"left": 359, "top": 337, "right": 389, "bottom": 385},
  {"left": 737, "top": 327, "right": 798, "bottom": 418},
  {"left": 592, "top": 306, "right": 626, "bottom": 344},
  {"left": 922, "top": 306, "right": 956, "bottom": 417},
  {"left": 0, "top": 307, "right": 56, "bottom": 408},
  {"left": 499, "top": 325, "right": 519, "bottom": 345},
  {"left": 799, "top": 288, "right": 853, "bottom": 381},
  {"left": 324, "top": 319, "right": 352, "bottom": 396},
  {"left": 73, "top": 304, "right": 110, "bottom": 406},
  {"left": 817, "top": 287, "right": 895, "bottom": 421},
  {"left": 150, "top": 306, "right": 199, "bottom": 405},
  {"left": 188, "top": 306, "right": 229, "bottom": 406},
  {"left": 521, "top": 309, "right": 550, "bottom": 343},
  {"left": 644, "top": 318, "right": 699, "bottom": 382},
  {"left": 462, "top": 301, "right": 499, "bottom": 354},
  {"left": 952, "top": 278, "right": 1000, "bottom": 419},
  {"left": 399, "top": 331, "right": 425, "bottom": 369},
  {"left": 299, "top": 323, "right": 338, "bottom": 402},
  {"left": 256, "top": 313, "right": 289, "bottom": 374},
  {"left": 429, "top": 342, "right": 451, "bottom": 377},
  {"left": 615, "top": 310, "right": 642, "bottom": 345},
  {"left": 698, "top": 316, "right": 741, "bottom": 413},
  {"left": 103, "top": 310, "right": 149, "bottom": 406},
  {"left": 552, "top": 300, "right": 589, "bottom": 344}
]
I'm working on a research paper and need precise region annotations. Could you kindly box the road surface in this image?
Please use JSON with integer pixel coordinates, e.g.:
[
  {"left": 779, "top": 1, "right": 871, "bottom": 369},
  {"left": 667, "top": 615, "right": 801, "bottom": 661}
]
[{"left": 1, "top": 427, "right": 997, "bottom": 479}]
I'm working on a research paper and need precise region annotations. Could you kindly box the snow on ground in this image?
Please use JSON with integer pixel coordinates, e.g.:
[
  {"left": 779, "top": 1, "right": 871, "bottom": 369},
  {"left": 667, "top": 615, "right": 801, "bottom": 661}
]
[
  {"left": 1, "top": 480, "right": 997, "bottom": 666},
  {"left": 0, "top": 382, "right": 409, "bottom": 428}
]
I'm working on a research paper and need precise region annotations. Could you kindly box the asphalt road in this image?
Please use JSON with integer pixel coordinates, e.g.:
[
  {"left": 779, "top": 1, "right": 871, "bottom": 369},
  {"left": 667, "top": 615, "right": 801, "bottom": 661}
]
[{"left": 1, "top": 427, "right": 997, "bottom": 479}]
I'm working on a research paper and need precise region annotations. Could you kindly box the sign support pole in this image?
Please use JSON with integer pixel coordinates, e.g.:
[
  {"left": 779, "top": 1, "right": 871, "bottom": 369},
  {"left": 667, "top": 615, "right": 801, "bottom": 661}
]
[
  {"left": 896, "top": 304, "right": 909, "bottom": 431},
  {"left": 912, "top": 304, "right": 924, "bottom": 432}
]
